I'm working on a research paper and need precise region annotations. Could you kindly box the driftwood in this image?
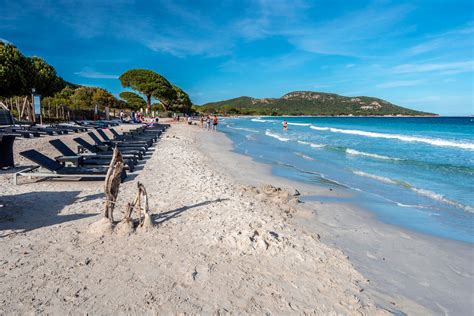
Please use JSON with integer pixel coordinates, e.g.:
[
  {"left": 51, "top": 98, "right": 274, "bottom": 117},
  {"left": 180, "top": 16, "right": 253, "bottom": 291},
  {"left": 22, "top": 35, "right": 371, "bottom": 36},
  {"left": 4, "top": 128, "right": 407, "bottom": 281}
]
[
  {"left": 103, "top": 148, "right": 124, "bottom": 222},
  {"left": 92, "top": 150, "right": 156, "bottom": 235},
  {"left": 122, "top": 182, "right": 155, "bottom": 229}
]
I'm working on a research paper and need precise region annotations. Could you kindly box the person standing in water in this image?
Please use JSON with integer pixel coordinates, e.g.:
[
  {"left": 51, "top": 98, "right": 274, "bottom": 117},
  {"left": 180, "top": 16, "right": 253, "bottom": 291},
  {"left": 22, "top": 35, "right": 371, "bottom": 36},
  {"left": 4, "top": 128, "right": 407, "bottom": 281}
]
[
  {"left": 282, "top": 120, "right": 288, "bottom": 131},
  {"left": 212, "top": 115, "right": 218, "bottom": 131}
]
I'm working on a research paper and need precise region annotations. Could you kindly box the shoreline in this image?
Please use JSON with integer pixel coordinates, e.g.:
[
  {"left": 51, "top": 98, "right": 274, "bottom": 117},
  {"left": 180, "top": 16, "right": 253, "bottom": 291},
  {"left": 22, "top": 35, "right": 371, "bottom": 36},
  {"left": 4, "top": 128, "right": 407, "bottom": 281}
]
[{"left": 200, "top": 123, "right": 474, "bottom": 315}]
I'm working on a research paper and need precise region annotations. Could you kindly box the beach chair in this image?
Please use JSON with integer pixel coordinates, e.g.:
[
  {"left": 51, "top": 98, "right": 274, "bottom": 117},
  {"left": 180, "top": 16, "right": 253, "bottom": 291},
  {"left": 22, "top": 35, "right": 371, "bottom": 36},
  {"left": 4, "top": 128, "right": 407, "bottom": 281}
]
[
  {"left": 97, "top": 129, "right": 153, "bottom": 147},
  {"left": 49, "top": 139, "right": 136, "bottom": 171},
  {"left": 110, "top": 128, "right": 158, "bottom": 143},
  {"left": 73, "top": 137, "right": 143, "bottom": 160},
  {"left": 87, "top": 132, "right": 148, "bottom": 152},
  {"left": 49, "top": 124, "right": 83, "bottom": 133},
  {"left": 0, "top": 109, "right": 38, "bottom": 138},
  {"left": 15, "top": 149, "right": 126, "bottom": 185}
]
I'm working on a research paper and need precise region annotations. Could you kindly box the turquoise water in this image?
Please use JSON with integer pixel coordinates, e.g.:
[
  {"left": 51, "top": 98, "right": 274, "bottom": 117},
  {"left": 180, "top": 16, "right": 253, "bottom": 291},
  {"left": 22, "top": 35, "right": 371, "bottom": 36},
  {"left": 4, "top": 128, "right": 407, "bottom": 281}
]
[{"left": 220, "top": 117, "right": 474, "bottom": 243}]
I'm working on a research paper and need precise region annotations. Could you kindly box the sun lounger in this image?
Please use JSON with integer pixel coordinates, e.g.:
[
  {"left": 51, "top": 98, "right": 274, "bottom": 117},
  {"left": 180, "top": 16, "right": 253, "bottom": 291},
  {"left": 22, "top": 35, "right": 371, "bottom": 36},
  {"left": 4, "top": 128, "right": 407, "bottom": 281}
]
[
  {"left": 49, "top": 139, "right": 136, "bottom": 171},
  {"left": 53, "top": 124, "right": 88, "bottom": 132},
  {"left": 109, "top": 128, "right": 158, "bottom": 143},
  {"left": 0, "top": 109, "right": 40, "bottom": 137},
  {"left": 73, "top": 137, "right": 143, "bottom": 160},
  {"left": 97, "top": 129, "right": 153, "bottom": 147},
  {"left": 15, "top": 149, "right": 126, "bottom": 185},
  {"left": 87, "top": 132, "right": 148, "bottom": 152},
  {"left": 1, "top": 128, "right": 31, "bottom": 138}
]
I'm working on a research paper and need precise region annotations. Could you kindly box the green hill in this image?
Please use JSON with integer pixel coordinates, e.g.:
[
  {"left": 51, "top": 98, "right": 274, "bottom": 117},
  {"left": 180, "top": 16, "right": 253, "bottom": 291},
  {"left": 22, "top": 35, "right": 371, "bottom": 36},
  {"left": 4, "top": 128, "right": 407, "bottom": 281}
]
[{"left": 197, "top": 91, "right": 435, "bottom": 116}]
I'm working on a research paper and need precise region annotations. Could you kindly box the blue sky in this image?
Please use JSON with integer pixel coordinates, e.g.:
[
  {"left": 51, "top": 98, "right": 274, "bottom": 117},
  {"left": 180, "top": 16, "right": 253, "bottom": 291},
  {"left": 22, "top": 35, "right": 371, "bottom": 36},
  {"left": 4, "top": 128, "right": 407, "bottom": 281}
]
[{"left": 1, "top": 0, "right": 473, "bottom": 115}]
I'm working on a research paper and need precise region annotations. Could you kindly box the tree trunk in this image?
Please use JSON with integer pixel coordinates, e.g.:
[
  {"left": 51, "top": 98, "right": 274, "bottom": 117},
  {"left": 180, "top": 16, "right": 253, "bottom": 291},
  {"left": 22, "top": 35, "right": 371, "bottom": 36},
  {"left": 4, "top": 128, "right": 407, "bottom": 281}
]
[{"left": 146, "top": 94, "right": 151, "bottom": 114}]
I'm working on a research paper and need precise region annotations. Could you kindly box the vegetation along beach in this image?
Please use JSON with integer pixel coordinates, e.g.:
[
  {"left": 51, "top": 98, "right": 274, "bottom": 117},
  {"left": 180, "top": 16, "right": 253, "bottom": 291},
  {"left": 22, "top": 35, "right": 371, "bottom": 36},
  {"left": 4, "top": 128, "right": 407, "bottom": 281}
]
[{"left": 1, "top": 0, "right": 473, "bottom": 315}]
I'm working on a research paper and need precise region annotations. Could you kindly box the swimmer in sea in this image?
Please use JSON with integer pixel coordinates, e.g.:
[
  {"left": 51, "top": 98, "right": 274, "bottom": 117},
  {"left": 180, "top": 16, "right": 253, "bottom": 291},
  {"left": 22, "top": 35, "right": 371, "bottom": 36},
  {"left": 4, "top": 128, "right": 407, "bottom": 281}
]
[{"left": 282, "top": 120, "right": 288, "bottom": 131}]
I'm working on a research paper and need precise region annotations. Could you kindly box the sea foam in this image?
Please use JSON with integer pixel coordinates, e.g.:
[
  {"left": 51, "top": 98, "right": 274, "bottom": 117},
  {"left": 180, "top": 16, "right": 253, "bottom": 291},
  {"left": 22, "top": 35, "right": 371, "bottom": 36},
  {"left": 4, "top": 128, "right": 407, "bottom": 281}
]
[
  {"left": 226, "top": 125, "right": 259, "bottom": 133},
  {"left": 287, "top": 122, "right": 311, "bottom": 126},
  {"left": 353, "top": 170, "right": 474, "bottom": 213},
  {"left": 346, "top": 149, "right": 401, "bottom": 161},
  {"left": 411, "top": 188, "right": 474, "bottom": 213},
  {"left": 310, "top": 125, "right": 474, "bottom": 150},
  {"left": 294, "top": 152, "right": 315, "bottom": 160},
  {"left": 297, "top": 140, "right": 325, "bottom": 148},
  {"left": 352, "top": 170, "right": 401, "bottom": 185},
  {"left": 251, "top": 118, "right": 278, "bottom": 123},
  {"left": 265, "top": 130, "right": 290, "bottom": 142}
]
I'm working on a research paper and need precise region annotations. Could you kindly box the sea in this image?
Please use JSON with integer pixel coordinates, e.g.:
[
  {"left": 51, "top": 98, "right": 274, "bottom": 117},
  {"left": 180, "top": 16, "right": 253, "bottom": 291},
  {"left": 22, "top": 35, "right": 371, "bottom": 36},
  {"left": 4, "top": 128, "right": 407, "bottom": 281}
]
[{"left": 219, "top": 116, "right": 474, "bottom": 244}]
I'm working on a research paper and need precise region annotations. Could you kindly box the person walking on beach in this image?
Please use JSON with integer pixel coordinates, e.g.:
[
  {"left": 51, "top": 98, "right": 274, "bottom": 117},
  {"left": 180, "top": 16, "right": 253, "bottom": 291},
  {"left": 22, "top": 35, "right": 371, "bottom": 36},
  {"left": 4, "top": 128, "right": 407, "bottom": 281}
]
[
  {"left": 282, "top": 120, "right": 288, "bottom": 131},
  {"left": 206, "top": 116, "right": 211, "bottom": 131},
  {"left": 200, "top": 116, "right": 204, "bottom": 128},
  {"left": 212, "top": 115, "right": 218, "bottom": 131}
]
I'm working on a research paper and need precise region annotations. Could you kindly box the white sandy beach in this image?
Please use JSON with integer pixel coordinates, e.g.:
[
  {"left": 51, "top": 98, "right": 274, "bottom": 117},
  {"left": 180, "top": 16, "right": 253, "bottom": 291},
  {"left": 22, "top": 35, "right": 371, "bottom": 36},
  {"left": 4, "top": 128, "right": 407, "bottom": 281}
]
[
  {"left": 0, "top": 122, "right": 472, "bottom": 314},
  {"left": 1, "top": 122, "right": 389, "bottom": 314}
]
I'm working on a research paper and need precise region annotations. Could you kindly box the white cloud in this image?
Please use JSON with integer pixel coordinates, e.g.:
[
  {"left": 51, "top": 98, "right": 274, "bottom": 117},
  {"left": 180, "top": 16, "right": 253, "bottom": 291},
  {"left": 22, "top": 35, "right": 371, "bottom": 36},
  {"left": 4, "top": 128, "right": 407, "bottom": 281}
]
[
  {"left": 405, "top": 22, "right": 474, "bottom": 57},
  {"left": 392, "top": 61, "right": 474, "bottom": 74},
  {"left": 122, "top": 1, "right": 414, "bottom": 58},
  {"left": 443, "top": 78, "right": 456, "bottom": 83},
  {"left": 376, "top": 80, "right": 423, "bottom": 88},
  {"left": 402, "top": 96, "right": 441, "bottom": 103},
  {"left": 406, "top": 39, "right": 443, "bottom": 56},
  {"left": 219, "top": 52, "right": 313, "bottom": 73},
  {"left": 285, "top": 4, "right": 414, "bottom": 56},
  {"left": 74, "top": 68, "right": 118, "bottom": 79}
]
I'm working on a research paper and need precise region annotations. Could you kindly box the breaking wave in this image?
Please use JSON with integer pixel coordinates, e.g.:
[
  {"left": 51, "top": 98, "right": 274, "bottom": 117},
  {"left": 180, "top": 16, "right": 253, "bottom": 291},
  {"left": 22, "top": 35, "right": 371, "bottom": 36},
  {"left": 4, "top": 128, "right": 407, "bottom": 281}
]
[
  {"left": 287, "top": 122, "right": 311, "bottom": 126},
  {"left": 251, "top": 118, "right": 279, "bottom": 123},
  {"left": 265, "top": 130, "right": 290, "bottom": 142},
  {"left": 294, "top": 152, "right": 315, "bottom": 161},
  {"left": 353, "top": 170, "right": 473, "bottom": 213},
  {"left": 226, "top": 125, "right": 259, "bottom": 133},
  {"left": 346, "top": 149, "right": 401, "bottom": 161},
  {"left": 297, "top": 140, "right": 325, "bottom": 148},
  {"left": 309, "top": 125, "right": 474, "bottom": 150}
]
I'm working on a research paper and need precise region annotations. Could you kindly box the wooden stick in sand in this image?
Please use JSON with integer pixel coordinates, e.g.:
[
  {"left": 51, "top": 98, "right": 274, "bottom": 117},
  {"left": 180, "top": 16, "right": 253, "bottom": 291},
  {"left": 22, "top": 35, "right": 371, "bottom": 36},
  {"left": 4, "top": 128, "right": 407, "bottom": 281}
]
[{"left": 103, "top": 148, "right": 124, "bottom": 222}]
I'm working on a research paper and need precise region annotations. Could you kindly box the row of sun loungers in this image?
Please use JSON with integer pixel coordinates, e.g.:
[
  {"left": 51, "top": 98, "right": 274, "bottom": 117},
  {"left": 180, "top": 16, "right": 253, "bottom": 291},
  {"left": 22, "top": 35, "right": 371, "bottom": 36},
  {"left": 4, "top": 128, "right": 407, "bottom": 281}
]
[
  {"left": 1, "top": 109, "right": 124, "bottom": 139},
  {"left": 14, "top": 124, "right": 170, "bottom": 184}
]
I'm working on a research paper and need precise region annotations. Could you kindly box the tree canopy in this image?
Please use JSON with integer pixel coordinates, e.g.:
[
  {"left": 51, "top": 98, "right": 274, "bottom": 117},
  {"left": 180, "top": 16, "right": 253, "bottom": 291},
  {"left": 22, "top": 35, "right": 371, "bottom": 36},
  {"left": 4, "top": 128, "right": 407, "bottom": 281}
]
[
  {"left": 119, "top": 69, "right": 175, "bottom": 112},
  {"left": 0, "top": 42, "right": 33, "bottom": 97},
  {"left": 119, "top": 91, "right": 147, "bottom": 110},
  {"left": 1, "top": 43, "right": 194, "bottom": 117},
  {"left": 92, "top": 88, "right": 116, "bottom": 108},
  {"left": 0, "top": 42, "right": 67, "bottom": 97},
  {"left": 170, "top": 85, "right": 192, "bottom": 113}
]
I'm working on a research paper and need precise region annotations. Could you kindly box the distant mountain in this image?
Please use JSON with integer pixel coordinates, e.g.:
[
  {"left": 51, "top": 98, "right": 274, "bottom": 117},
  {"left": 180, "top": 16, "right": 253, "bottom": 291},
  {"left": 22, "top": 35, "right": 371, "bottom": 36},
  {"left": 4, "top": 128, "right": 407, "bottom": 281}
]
[{"left": 197, "top": 91, "right": 436, "bottom": 116}]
